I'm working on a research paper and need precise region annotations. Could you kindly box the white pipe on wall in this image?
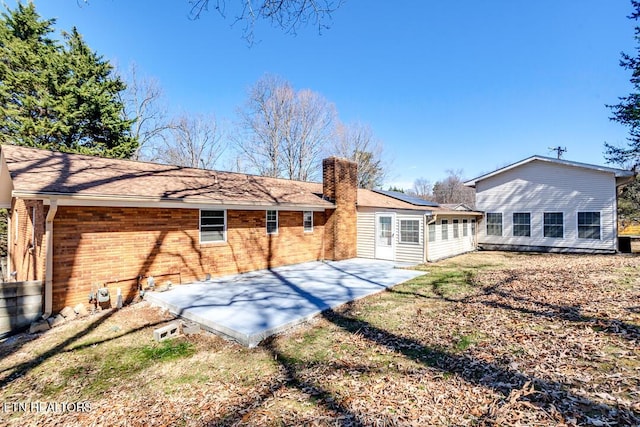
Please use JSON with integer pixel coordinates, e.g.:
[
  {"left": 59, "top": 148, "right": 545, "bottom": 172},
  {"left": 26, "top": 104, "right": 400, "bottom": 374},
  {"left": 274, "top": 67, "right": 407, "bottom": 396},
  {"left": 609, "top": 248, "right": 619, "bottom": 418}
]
[{"left": 43, "top": 199, "right": 58, "bottom": 319}]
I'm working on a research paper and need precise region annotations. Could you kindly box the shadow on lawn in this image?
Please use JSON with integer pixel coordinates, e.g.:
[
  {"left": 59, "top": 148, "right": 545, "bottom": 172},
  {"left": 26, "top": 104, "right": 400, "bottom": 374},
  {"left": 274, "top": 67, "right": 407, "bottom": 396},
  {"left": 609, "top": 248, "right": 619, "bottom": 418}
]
[
  {"left": 0, "top": 310, "right": 169, "bottom": 388},
  {"left": 207, "top": 305, "right": 639, "bottom": 425},
  {"left": 321, "top": 307, "right": 640, "bottom": 425},
  {"left": 210, "top": 336, "right": 368, "bottom": 427},
  {"left": 392, "top": 270, "right": 640, "bottom": 343}
]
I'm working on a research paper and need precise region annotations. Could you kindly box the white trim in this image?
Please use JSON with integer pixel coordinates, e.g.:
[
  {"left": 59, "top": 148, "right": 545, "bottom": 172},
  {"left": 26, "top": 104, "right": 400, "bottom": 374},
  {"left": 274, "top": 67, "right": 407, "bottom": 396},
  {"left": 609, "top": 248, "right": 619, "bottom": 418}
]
[
  {"left": 12, "top": 191, "right": 331, "bottom": 212},
  {"left": 303, "top": 211, "right": 313, "bottom": 233},
  {"left": 43, "top": 199, "right": 58, "bottom": 319},
  {"left": 543, "top": 211, "right": 564, "bottom": 239},
  {"left": 428, "top": 221, "right": 436, "bottom": 243},
  {"left": 199, "top": 209, "right": 227, "bottom": 244},
  {"left": 375, "top": 212, "right": 396, "bottom": 260},
  {"left": 576, "top": 210, "right": 602, "bottom": 240},
  {"left": 266, "top": 210, "right": 278, "bottom": 235},
  {"left": 398, "top": 218, "right": 420, "bottom": 245},
  {"left": 464, "top": 155, "right": 634, "bottom": 187},
  {"left": 485, "top": 212, "right": 502, "bottom": 237},
  {"left": 441, "top": 218, "right": 449, "bottom": 240},
  {"left": 31, "top": 206, "right": 36, "bottom": 244},
  {"left": 512, "top": 212, "right": 531, "bottom": 237}
]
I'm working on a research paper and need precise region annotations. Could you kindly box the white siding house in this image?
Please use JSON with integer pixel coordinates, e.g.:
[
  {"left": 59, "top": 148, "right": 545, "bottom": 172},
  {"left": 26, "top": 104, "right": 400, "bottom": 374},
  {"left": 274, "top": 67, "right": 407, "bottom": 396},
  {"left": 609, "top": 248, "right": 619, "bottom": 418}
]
[
  {"left": 357, "top": 190, "right": 482, "bottom": 263},
  {"left": 464, "top": 156, "right": 635, "bottom": 253},
  {"left": 426, "top": 216, "right": 477, "bottom": 261}
]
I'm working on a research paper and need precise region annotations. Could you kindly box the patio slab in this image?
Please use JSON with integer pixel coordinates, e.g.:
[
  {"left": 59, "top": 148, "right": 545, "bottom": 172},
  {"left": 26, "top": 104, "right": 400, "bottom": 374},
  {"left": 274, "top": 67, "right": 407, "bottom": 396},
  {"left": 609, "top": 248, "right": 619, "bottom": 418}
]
[{"left": 144, "top": 258, "right": 426, "bottom": 347}]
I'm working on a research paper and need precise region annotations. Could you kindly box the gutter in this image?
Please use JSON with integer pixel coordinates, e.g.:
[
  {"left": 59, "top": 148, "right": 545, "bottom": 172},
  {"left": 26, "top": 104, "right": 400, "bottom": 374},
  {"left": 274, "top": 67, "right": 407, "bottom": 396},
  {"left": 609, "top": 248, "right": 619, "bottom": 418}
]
[
  {"left": 43, "top": 199, "right": 57, "bottom": 319},
  {"left": 424, "top": 214, "right": 437, "bottom": 263},
  {"left": 11, "top": 191, "right": 333, "bottom": 211}
]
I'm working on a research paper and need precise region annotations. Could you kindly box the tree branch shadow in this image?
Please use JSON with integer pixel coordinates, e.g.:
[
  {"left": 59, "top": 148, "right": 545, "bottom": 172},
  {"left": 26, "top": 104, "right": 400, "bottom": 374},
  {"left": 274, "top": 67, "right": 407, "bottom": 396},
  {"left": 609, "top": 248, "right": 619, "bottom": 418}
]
[{"left": 320, "top": 307, "right": 640, "bottom": 425}]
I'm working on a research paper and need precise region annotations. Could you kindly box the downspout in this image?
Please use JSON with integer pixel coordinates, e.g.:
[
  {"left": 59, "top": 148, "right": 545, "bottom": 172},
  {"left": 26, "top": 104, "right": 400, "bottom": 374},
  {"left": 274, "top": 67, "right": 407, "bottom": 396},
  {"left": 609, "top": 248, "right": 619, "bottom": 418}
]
[
  {"left": 6, "top": 211, "right": 11, "bottom": 280},
  {"left": 43, "top": 199, "right": 57, "bottom": 319},
  {"left": 424, "top": 214, "right": 437, "bottom": 263}
]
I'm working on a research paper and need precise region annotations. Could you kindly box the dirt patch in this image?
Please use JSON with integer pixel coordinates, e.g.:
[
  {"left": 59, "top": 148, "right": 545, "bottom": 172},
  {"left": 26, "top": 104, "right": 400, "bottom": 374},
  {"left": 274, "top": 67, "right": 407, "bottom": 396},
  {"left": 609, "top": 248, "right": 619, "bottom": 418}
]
[{"left": 0, "top": 252, "right": 638, "bottom": 426}]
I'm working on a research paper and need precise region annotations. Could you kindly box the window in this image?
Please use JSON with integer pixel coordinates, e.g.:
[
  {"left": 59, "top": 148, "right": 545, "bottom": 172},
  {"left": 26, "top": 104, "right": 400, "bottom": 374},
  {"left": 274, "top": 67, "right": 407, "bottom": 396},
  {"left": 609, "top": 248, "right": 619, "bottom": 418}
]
[
  {"left": 428, "top": 222, "right": 436, "bottom": 242},
  {"left": 266, "top": 210, "right": 278, "bottom": 234},
  {"left": 463, "top": 219, "right": 468, "bottom": 237},
  {"left": 441, "top": 219, "right": 449, "bottom": 240},
  {"left": 303, "top": 211, "right": 313, "bottom": 232},
  {"left": 200, "top": 210, "right": 226, "bottom": 243},
  {"left": 578, "top": 212, "right": 600, "bottom": 239},
  {"left": 471, "top": 219, "right": 476, "bottom": 235},
  {"left": 453, "top": 219, "right": 459, "bottom": 238},
  {"left": 544, "top": 212, "right": 563, "bottom": 238},
  {"left": 513, "top": 213, "right": 531, "bottom": 237},
  {"left": 486, "top": 213, "right": 502, "bottom": 236},
  {"left": 399, "top": 219, "right": 420, "bottom": 244}
]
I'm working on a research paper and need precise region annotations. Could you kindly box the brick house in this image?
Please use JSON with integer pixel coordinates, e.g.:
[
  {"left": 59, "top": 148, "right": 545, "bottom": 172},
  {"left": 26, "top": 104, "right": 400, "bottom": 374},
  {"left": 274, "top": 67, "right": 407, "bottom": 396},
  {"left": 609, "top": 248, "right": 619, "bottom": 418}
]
[{"left": 0, "top": 145, "right": 357, "bottom": 316}]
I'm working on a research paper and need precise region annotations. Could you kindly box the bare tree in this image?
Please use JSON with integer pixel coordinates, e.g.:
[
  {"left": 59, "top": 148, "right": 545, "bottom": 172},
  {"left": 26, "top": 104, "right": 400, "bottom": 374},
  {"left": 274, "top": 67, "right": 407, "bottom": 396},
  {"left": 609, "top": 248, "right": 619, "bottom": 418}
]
[
  {"left": 330, "top": 121, "right": 387, "bottom": 189},
  {"left": 282, "top": 88, "right": 335, "bottom": 181},
  {"left": 158, "top": 114, "right": 226, "bottom": 169},
  {"left": 236, "top": 74, "right": 336, "bottom": 181},
  {"left": 408, "top": 177, "right": 433, "bottom": 201},
  {"left": 432, "top": 169, "right": 475, "bottom": 207},
  {"left": 188, "top": 0, "right": 343, "bottom": 44},
  {"left": 120, "top": 63, "right": 171, "bottom": 161}
]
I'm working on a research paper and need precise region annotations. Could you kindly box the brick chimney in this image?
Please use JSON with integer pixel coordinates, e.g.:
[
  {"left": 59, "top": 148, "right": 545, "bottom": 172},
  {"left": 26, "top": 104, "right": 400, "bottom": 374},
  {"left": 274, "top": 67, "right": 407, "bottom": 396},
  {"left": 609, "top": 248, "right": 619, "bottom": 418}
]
[{"left": 322, "top": 157, "right": 358, "bottom": 260}]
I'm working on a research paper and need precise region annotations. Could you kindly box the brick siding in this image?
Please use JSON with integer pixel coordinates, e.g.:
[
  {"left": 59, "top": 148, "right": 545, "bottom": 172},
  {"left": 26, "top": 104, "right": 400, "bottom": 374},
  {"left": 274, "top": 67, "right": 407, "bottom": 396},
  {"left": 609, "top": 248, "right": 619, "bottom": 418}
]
[
  {"left": 50, "top": 206, "right": 326, "bottom": 312},
  {"left": 323, "top": 157, "right": 358, "bottom": 260}
]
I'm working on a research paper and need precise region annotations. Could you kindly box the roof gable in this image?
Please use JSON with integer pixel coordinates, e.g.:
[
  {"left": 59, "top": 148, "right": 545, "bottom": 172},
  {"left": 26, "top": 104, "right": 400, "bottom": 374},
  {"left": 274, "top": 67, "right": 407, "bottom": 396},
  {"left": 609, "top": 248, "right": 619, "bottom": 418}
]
[
  {"left": 0, "top": 145, "right": 333, "bottom": 209},
  {"left": 464, "top": 155, "right": 635, "bottom": 188}
]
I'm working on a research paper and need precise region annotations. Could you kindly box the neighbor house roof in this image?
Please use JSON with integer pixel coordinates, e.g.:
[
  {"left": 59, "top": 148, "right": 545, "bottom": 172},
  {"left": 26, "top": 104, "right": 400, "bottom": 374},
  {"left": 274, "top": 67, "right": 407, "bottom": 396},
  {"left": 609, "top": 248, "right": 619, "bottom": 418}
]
[
  {"left": 464, "top": 155, "right": 635, "bottom": 188},
  {"left": 0, "top": 145, "right": 333, "bottom": 210}
]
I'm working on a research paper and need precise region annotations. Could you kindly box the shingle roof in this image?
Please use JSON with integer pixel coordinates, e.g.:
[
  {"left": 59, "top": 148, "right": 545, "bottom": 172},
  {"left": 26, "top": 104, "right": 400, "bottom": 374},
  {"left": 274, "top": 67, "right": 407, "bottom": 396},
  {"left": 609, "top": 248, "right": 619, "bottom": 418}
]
[
  {"left": 372, "top": 189, "right": 439, "bottom": 207},
  {"left": 0, "top": 145, "right": 333, "bottom": 209},
  {"left": 357, "top": 189, "right": 428, "bottom": 210},
  {"left": 357, "top": 189, "right": 482, "bottom": 216}
]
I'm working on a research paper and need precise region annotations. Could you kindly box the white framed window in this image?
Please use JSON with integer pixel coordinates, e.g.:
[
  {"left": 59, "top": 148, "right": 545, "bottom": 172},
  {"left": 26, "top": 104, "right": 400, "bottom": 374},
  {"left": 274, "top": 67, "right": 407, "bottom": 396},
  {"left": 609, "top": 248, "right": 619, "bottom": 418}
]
[
  {"left": 303, "top": 211, "right": 313, "bottom": 233},
  {"left": 428, "top": 222, "right": 436, "bottom": 242},
  {"left": 453, "top": 219, "right": 459, "bottom": 238},
  {"left": 463, "top": 219, "right": 468, "bottom": 237},
  {"left": 513, "top": 213, "right": 531, "bottom": 237},
  {"left": 399, "top": 219, "right": 420, "bottom": 244},
  {"left": 471, "top": 219, "right": 476, "bottom": 235},
  {"left": 578, "top": 212, "right": 601, "bottom": 239},
  {"left": 544, "top": 212, "right": 563, "bottom": 238},
  {"left": 441, "top": 219, "right": 449, "bottom": 240},
  {"left": 200, "top": 210, "right": 226, "bottom": 243},
  {"left": 266, "top": 210, "right": 278, "bottom": 234},
  {"left": 486, "top": 213, "right": 502, "bottom": 236}
]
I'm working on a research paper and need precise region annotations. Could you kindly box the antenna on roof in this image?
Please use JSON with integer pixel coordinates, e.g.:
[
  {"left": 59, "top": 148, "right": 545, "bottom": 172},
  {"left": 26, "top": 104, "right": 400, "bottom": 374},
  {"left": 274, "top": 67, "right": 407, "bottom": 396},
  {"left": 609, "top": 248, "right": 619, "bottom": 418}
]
[{"left": 548, "top": 146, "right": 567, "bottom": 159}]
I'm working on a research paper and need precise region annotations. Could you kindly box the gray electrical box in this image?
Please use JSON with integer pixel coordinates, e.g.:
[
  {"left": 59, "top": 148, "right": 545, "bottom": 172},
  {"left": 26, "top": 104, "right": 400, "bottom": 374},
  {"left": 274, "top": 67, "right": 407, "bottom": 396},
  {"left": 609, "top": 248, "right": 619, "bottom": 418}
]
[{"left": 97, "top": 287, "right": 110, "bottom": 303}]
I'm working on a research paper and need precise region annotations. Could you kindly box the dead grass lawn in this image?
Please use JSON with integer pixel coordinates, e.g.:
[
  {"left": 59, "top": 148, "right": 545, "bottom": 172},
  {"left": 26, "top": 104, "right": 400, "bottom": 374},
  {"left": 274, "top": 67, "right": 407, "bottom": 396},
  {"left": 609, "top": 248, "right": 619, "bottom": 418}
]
[{"left": 0, "top": 252, "right": 639, "bottom": 426}]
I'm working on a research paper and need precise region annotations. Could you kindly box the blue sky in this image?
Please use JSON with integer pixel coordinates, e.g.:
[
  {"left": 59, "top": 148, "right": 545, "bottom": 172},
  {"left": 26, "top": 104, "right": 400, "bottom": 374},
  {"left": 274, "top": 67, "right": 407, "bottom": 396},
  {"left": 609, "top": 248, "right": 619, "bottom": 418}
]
[{"left": 8, "top": 1, "right": 637, "bottom": 188}]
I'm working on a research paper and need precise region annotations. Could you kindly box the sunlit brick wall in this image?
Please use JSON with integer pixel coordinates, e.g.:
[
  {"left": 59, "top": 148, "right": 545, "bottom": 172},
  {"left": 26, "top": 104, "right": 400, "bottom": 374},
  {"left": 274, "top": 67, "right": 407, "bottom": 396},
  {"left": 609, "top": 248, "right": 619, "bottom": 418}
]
[
  {"left": 323, "top": 157, "right": 358, "bottom": 260},
  {"left": 51, "top": 206, "right": 326, "bottom": 312}
]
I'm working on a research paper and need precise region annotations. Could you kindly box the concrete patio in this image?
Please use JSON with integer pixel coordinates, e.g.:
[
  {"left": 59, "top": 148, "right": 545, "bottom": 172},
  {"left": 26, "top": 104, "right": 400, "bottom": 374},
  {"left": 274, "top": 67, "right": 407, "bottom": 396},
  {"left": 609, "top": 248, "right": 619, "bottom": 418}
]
[{"left": 144, "top": 258, "right": 426, "bottom": 347}]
